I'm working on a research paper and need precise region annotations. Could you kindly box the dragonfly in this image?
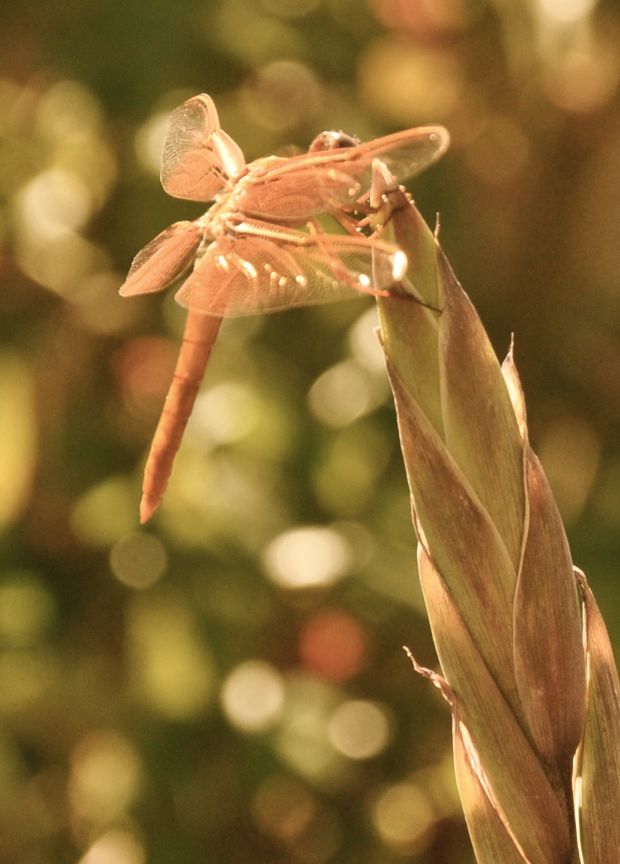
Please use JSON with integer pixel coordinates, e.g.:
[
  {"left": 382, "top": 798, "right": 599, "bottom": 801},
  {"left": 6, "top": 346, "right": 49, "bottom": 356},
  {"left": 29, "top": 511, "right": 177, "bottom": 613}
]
[{"left": 119, "top": 93, "right": 449, "bottom": 522}]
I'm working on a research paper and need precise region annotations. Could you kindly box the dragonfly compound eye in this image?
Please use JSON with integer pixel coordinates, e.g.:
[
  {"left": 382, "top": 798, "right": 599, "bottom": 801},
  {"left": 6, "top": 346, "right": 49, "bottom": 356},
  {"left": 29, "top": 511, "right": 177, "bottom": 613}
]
[{"left": 308, "top": 130, "right": 360, "bottom": 152}]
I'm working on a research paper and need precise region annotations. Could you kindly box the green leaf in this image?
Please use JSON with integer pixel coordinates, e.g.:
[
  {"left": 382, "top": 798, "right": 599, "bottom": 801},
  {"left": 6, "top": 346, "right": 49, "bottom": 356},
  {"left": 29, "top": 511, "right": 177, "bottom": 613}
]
[
  {"left": 385, "top": 360, "right": 517, "bottom": 698},
  {"left": 513, "top": 450, "right": 585, "bottom": 786},
  {"left": 575, "top": 569, "right": 620, "bottom": 863},
  {"left": 453, "top": 705, "right": 531, "bottom": 863},
  {"left": 417, "top": 546, "right": 572, "bottom": 864},
  {"left": 436, "top": 251, "right": 526, "bottom": 567}
]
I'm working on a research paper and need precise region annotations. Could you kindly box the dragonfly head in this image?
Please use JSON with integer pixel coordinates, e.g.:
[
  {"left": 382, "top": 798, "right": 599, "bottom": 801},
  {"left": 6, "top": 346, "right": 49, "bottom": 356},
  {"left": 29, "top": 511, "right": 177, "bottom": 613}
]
[{"left": 309, "top": 130, "right": 359, "bottom": 152}]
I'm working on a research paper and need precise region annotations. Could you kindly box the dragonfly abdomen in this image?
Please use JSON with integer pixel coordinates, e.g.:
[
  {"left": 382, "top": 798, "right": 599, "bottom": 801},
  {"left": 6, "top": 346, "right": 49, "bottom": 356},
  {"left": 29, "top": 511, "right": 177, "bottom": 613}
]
[{"left": 139, "top": 310, "right": 223, "bottom": 523}]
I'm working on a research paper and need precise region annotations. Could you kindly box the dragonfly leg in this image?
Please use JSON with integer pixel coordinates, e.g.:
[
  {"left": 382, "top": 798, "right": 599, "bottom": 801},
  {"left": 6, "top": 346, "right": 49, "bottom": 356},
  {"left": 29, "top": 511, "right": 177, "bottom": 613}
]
[{"left": 307, "top": 220, "right": 391, "bottom": 298}]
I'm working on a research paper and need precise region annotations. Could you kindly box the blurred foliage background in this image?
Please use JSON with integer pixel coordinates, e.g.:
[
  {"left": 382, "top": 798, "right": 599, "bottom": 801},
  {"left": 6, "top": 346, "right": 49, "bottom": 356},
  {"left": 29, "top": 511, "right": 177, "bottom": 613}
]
[{"left": 1, "top": 0, "right": 619, "bottom": 862}]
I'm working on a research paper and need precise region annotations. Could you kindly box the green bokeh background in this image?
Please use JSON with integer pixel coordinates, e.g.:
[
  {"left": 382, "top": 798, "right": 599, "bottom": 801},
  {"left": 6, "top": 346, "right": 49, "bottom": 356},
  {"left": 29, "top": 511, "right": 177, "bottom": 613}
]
[{"left": 1, "top": 1, "right": 619, "bottom": 862}]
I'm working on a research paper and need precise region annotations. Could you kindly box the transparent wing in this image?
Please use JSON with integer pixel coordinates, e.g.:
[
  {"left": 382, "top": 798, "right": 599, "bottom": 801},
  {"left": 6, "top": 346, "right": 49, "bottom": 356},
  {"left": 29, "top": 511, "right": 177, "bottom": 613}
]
[
  {"left": 160, "top": 93, "right": 246, "bottom": 202},
  {"left": 173, "top": 222, "right": 405, "bottom": 317},
  {"left": 119, "top": 221, "right": 202, "bottom": 296},
  {"left": 237, "top": 125, "right": 450, "bottom": 222}
]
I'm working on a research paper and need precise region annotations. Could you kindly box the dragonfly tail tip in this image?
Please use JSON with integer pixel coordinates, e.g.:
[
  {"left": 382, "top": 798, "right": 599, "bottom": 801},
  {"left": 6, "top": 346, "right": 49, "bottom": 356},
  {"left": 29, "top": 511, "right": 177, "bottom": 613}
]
[{"left": 139, "top": 495, "right": 159, "bottom": 524}]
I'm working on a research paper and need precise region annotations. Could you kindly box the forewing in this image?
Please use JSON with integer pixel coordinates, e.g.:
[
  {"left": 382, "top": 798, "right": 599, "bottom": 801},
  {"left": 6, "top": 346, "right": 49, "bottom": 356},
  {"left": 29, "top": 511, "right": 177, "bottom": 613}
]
[
  {"left": 119, "top": 221, "right": 202, "bottom": 296},
  {"left": 360, "top": 125, "right": 450, "bottom": 187},
  {"left": 174, "top": 224, "right": 404, "bottom": 316},
  {"left": 160, "top": 93, "right": 246, "bottom": 201},
  {"left": 237, "top": 125, "right": 449, "bottom": 222}
]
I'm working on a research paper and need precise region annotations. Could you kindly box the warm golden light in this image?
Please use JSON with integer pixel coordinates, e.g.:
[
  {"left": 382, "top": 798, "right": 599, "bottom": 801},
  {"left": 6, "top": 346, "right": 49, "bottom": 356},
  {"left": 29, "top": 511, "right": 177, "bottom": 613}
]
[
  {"left": 109, "top": 531, "right": 168, "bottom": 590},
  {"left": 327, "top": 699, "right": 390, "bottom": 759},
  {"left": 348, "top": 306, "right": 387, "bottom": 372},
  {"left": 241, "top": 61, "right": 321, "bottom": 131},
  {"left": 126, "top": 591, "right": 216, "bottom": 720},
  {"left": 359, "top": 37, "right": 462, "bottom": 124},
  {"left": 0, "top": 354, "right": 36, "bottom": 528},
  {"left": 220, "top": 660, "right": 285, "bottom": 733},
  {"left": 274, "top": 675, "right": 341, "bottom": 782},
  {"left": 371, "top": 781, "right": 435, "bottom": 850},
  {"left": 69, "top": 731, "right": 143, "bottom": 823},
  {"left": 71, "top": 476, "right": 138, "bottom": 546},
  {"left": 262, "top": 525, "right": 353, "bottom": 589},
  {"left": 14, "top": 229, "right": 106, "bottom": 298},
  {"left": 134, "top": 110, "right": 170, "bottom": 175},
  {"left": 16, "top": 168, "right": 93, "bottom": 237},
  {"left": 2, "top": 4, "right": 617, "bottom": 858},
  {"left": 78, "top": 831, "right": 145, "bottom": 864},
  {"left": 537, "top": 0, "right": 597, "bottom": 23},
  {"left": 191, "top": 382, "right": 260, "bottom": 446},
  {"left": 308, "top": 359, "right": 386, "bottom": 427}
]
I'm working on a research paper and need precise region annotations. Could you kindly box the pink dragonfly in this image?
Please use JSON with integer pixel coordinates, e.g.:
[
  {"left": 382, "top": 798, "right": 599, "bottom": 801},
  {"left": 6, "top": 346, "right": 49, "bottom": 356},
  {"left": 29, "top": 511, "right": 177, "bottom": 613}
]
[{"left": 119, "top": 93, "right": 449, "bottom": 522}]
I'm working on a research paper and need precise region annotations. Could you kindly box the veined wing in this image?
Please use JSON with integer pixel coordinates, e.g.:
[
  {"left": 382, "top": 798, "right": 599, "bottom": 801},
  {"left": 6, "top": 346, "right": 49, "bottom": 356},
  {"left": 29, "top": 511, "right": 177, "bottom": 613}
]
[
  {"left": 236, "top": 125, "right": 449, "bottom": 222},
  {"left": 174, "top": 220, "right": 406, "bottom": 317},
  {"left": 119, "top": 221, "right": 202, "bottom": 296},
  {"left": 160, "top": 94, "right": 246, "bottom": 202}
]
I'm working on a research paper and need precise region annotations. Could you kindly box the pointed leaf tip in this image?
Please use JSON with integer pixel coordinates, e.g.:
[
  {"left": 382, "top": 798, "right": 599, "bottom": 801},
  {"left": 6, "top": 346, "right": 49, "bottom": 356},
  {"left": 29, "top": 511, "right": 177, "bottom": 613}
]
[{"left": 501, "top": 340, "right": 528, "bottom": 442}]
